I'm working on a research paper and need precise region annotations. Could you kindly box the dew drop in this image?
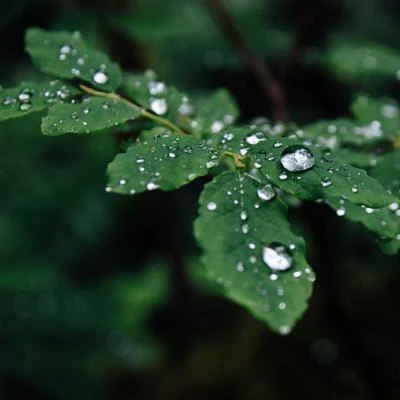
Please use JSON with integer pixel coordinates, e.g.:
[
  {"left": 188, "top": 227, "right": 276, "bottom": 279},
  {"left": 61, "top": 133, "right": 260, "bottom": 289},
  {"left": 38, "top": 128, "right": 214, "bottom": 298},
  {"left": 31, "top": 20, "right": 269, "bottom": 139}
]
[
  {"left": 150, "top": 98, "right": 168, "bottom": 115},
  {"left": 211, "top": 120, "right": 224, "bottom": 133},
  {"left": 236, "top": 262, "right": 245, "bottom": 272},
  {"left": 280, "top": 145, "right": 315, "bottom": 172},
  {"left": 207, "top": 201, "right": 217, "bottom": 211},
  {"left": 262, "top": 243, "right": 293, "bottom": 271},
  {"left": 146, "top": 182, "right": 159, "bottom": 191},
  {"left": 257, "top": 184, "right": 275, "bottom": 201},
  {"left": 240, "top": 211, "right": 248, "bottom": 221},
  {"left": 148, "top": 81, "right": 166, "bottom": 95},
  {"left": 336, "top": 207, "right": 346, "bottom": 216},
  {"left": 320, "top": 177, "right": 332, "bottom": 188},
  {"left": 93, "top": 71, "right": 109, "bottom": 85},
  {"left": 279, "top": 171, "right": 288, "bottom": 180},
  {"left": 246, "top": 134, "right": 264, "bottom": 145},
  {"left": 19, "top": 102, "right": 31, "bottom": 111}
]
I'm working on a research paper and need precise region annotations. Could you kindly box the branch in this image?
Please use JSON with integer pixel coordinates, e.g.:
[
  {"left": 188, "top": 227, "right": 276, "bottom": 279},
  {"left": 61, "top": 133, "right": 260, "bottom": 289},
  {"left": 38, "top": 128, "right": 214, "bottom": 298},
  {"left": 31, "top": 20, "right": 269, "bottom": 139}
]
[{"left": 207, "top": 0, "right": 290, "bottom": 122}]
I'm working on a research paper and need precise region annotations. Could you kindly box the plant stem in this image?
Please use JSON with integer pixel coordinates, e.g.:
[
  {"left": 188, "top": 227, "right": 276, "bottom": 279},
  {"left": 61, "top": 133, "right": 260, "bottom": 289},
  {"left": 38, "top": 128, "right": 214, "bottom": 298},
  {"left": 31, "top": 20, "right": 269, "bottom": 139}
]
[
  {"left": 207, "top": 0, "right": 290, "bottom": 123},
  {"left": 224, "top": 151, "right": 246, "bottom": 168},
  {"left": 79, "top": 84, "right": 186, "bottom": 134}
]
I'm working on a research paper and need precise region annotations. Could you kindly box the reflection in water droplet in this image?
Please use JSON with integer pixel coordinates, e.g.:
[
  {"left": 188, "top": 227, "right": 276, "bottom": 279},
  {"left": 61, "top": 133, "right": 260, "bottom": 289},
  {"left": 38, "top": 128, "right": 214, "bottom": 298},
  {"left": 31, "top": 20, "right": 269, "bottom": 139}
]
[
  {"left": 262, "top": 243, "right": 293, "bottom": 271},
  {"left": 281, "top": 145, "right": 315, "bottom": 172},
  {"left": 257, "top": 184, "right": 275, "bottom": 201}
]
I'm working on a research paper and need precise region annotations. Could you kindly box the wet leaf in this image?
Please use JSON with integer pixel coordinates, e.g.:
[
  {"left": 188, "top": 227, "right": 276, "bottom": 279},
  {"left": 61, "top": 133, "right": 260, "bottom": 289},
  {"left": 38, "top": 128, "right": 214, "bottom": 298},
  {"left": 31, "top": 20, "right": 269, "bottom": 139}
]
[
  {"left": 26, "top": 28, "right": 122, "bottom": 91},
  {"left": 42, "top": 96, "right": 141, "bottom": 135},
  {"left": 107, "top": 127, "right": 220, "bottom": 194},
  {"left": 0, "top": 80, "right": 80, "bottom": 122},
  {"left": 194, "top": 171, "right": 314, "bottom": 333}
]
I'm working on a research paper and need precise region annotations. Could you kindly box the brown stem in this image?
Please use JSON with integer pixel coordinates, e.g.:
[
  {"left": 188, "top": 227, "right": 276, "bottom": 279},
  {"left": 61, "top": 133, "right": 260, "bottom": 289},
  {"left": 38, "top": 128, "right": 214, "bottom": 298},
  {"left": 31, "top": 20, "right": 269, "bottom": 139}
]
[{"left": 207, "top": 0, "right": 290, "bottom": 123}]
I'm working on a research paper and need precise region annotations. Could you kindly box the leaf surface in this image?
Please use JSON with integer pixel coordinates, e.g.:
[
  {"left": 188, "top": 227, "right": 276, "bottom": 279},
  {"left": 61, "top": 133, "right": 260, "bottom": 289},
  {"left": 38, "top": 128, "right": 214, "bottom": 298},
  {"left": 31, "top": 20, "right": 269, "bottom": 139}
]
[{"left": 195, "top": 171, "right": 314, "bottom": 333}]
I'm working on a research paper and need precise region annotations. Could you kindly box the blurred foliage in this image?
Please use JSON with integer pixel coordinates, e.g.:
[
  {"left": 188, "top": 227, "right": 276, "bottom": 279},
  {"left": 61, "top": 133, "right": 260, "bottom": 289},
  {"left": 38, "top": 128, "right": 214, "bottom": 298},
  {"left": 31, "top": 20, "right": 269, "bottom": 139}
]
[{"left": 0, "top": 0, "right": 399, "bottom": 399}]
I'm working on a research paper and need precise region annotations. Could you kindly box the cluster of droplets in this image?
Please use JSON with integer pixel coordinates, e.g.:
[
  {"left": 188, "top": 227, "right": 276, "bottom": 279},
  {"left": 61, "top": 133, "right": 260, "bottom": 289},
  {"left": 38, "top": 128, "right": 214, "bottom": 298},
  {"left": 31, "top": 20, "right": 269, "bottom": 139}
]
[
  {"left": 57, "top": 41, "right": 109, "bottom": 86},
  {"left": 106, "top": 132, "right": 220, "bottom": 194},
  {"left": 1, "top": 81, "right": 74, "bottom": 113}
]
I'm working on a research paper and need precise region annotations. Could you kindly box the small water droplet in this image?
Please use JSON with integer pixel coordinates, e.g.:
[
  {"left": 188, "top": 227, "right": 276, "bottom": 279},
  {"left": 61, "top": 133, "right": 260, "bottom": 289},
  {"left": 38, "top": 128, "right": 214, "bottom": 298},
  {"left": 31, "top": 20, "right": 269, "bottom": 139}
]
[
  {"left": 279, "top": 171, "right": 288, "bottom": 180},
  {"left": 280, "top": 145, "right": 315, "bottom": 172},
  {"left": 183, "top": 146, "right": 193, "bottom": 154},
  {"left": 146, "top": 182, "right": 159, "bottom": 191},
  {"left": 320, "top": 177, "right": 332, "bottom": 188},
  {"left": 19, "top": 102, "right": 31, "bottom": 111},
  {"left": 211, "top": 120, "right": 224, "bottom": 133},
  {"left": 148, "top": 81, "right": 166, "bottom": 95},
  {"left": 257, "top": 184, "right": 275, "bottom": 201},
  {"left": 336, "top": 207, "right": 346, "bottom": 216},
  {"left": 150, "top": 98, "right": 168, "bottom": 115},
  {"left": 241, "top": 224, "right": 249, "bottom": 234},
  {"left": 262, "top": 243, "right": 292, "bottom": 271},
  {"left": 240, "top": 211, "right": 248, "bottom": 221},
  {"left": 207, "top": 201, "right": 217, "bottom": 211},
  {"left": 246, "top": 134, "right": 264, "bottom": 145},
  {"left": 279, "top": 325, "right": 290, "bottom": 335},
  {"left": 93, "top": 71, "right": 109, "bottom": 85},
  {"left": 236, "top": 262, "right": 245, "bottom": 272}
]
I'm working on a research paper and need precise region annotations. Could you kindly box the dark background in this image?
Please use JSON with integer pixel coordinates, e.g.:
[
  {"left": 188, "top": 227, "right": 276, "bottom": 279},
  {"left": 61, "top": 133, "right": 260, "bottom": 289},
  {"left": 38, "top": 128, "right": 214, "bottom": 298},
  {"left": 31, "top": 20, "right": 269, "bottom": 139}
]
[{"left": 0, "top": 0, "right": 399, "bottom": 399}]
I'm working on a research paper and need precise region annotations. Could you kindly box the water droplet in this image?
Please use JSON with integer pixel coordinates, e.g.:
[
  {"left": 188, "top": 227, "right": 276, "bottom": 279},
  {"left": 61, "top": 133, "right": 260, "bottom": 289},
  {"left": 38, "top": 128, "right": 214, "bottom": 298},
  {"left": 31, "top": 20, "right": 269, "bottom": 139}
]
[
  {"left": 262, "top": 243, "right": 293, "bottom": 271},
  {"left": 241, "top": 224, "right": 249, "bottom": 234},
  {"left": 279, "top": 325, "right": 290, "bottom": 335},
  {"left": 93, "top": 71, "right": 109, "bottom": 85},
  {"left": 336, "top": 207, "right": 346, "bottom": 216},
  {"left": 211, "top": 120, "right": 224, "bottom": 133},
  {"left": 146, "top": 182, "right": 159, "bottom": 191},
  {"left": 280, "top": 145, "right": 315, "bottom": 172},
  {"left": 150, "top": 98, "right": 168, "bottom": 115},
  {"left": 236, "top": 262, "right": 245, "bottom": 272},
  {"left": 119, "top": 179, "right": 126, "bottom": 185},
  {"left": 240, "top": 211, "right": 248, "bottom": 221},
  {"left": 320, "top": 177, "right": 332, "bottom": 188},
  {"left": 388, "top": 202, "right": 399, "bottom": 211},
  {"left": 207, "top": 201, "right": 217, "bottom": 211},
  {"left": 279, "top": 171, "right": 288, "bottom": 180},
  {"left": 257, "top": 184, "right": 275, "bottom": 201},
  {"left": 183, "top": 146, "right": 193, "bottom": 154},
  {"left": 19, "top": 102, "right": 31, "bottom": 111},
  {"left": 246, "top": 134, "right": 264, "bottom": 145},
  {"left": 249, "top": 243, "right": 256, "bottom": 250},
  {"left": 59, "top": 44, "right": 72, "bottom": 54},
  {"left": 278, "top": 302, "right": 286, "bottom": 310},
  {"left": 148, "top": 81, "right": 166, "bottom": 95},
  {"left": 2, "top": 96, "right": 16, "bottom": 106}
]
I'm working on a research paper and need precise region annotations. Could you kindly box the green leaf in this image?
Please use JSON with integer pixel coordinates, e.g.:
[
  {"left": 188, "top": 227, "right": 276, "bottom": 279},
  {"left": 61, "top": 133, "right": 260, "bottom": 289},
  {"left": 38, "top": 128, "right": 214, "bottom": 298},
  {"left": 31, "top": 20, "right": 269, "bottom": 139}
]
[
  {"left": 0, "top": 80, "right": 80, "bottom": 122},
  {"left": 25, "top": 28, "right": 122, "bottom": 91},
  {"left": 370, "top": 150, "right": 400, "bottom": 198},
  {"left": 327, "top": 42, "right": 400, "bottom": 83},
  {"left": 106, "top": 127, "right": 220, "bottom": 195},
  {"left": 369, "top": 150, "right": 400, "bottom": 253},
  {"left": 325, "top": 198, "right": 399, "bottom": 238},
  {"left": 41, "top": 96, "right": 141, "bottom": 135},
  {"left": 249, "top": 135, "right": 395, "bottom": 208},
  {"left": 195, "top": 88, "right": 239, "bottom": 136},
  {"left": 194, "top": 171, "right": 314, "bottom": 333},
  {"left": 123, "top": 70, "right": 192, "bottom": 131},
  {"left": 352, "top": 95, "right": 400, "bottom": 139}
]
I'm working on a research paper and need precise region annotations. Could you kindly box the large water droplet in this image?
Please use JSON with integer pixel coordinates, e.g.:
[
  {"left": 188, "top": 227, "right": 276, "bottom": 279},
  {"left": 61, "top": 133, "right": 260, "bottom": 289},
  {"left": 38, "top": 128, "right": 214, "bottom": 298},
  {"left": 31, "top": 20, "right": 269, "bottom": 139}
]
[
  {"left": 280, "top": 145, "right": 315, "bottom": 172},
  {"left": 262, "top": 243, "right": 293, "bottom": 271},
  {"left": 257, "top": 184, "right": 275, "bottom": 201}
]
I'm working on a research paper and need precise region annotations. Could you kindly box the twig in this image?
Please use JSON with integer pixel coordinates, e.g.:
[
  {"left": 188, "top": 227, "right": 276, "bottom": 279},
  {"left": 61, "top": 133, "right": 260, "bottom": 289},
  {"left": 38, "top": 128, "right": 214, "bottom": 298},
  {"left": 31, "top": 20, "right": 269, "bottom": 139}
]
[
  {"left": 79, "top": 84, "right": 186, "bottom": 134},
  {"left": 207, "top": 0, "right": 290, "bottom": 122}
]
